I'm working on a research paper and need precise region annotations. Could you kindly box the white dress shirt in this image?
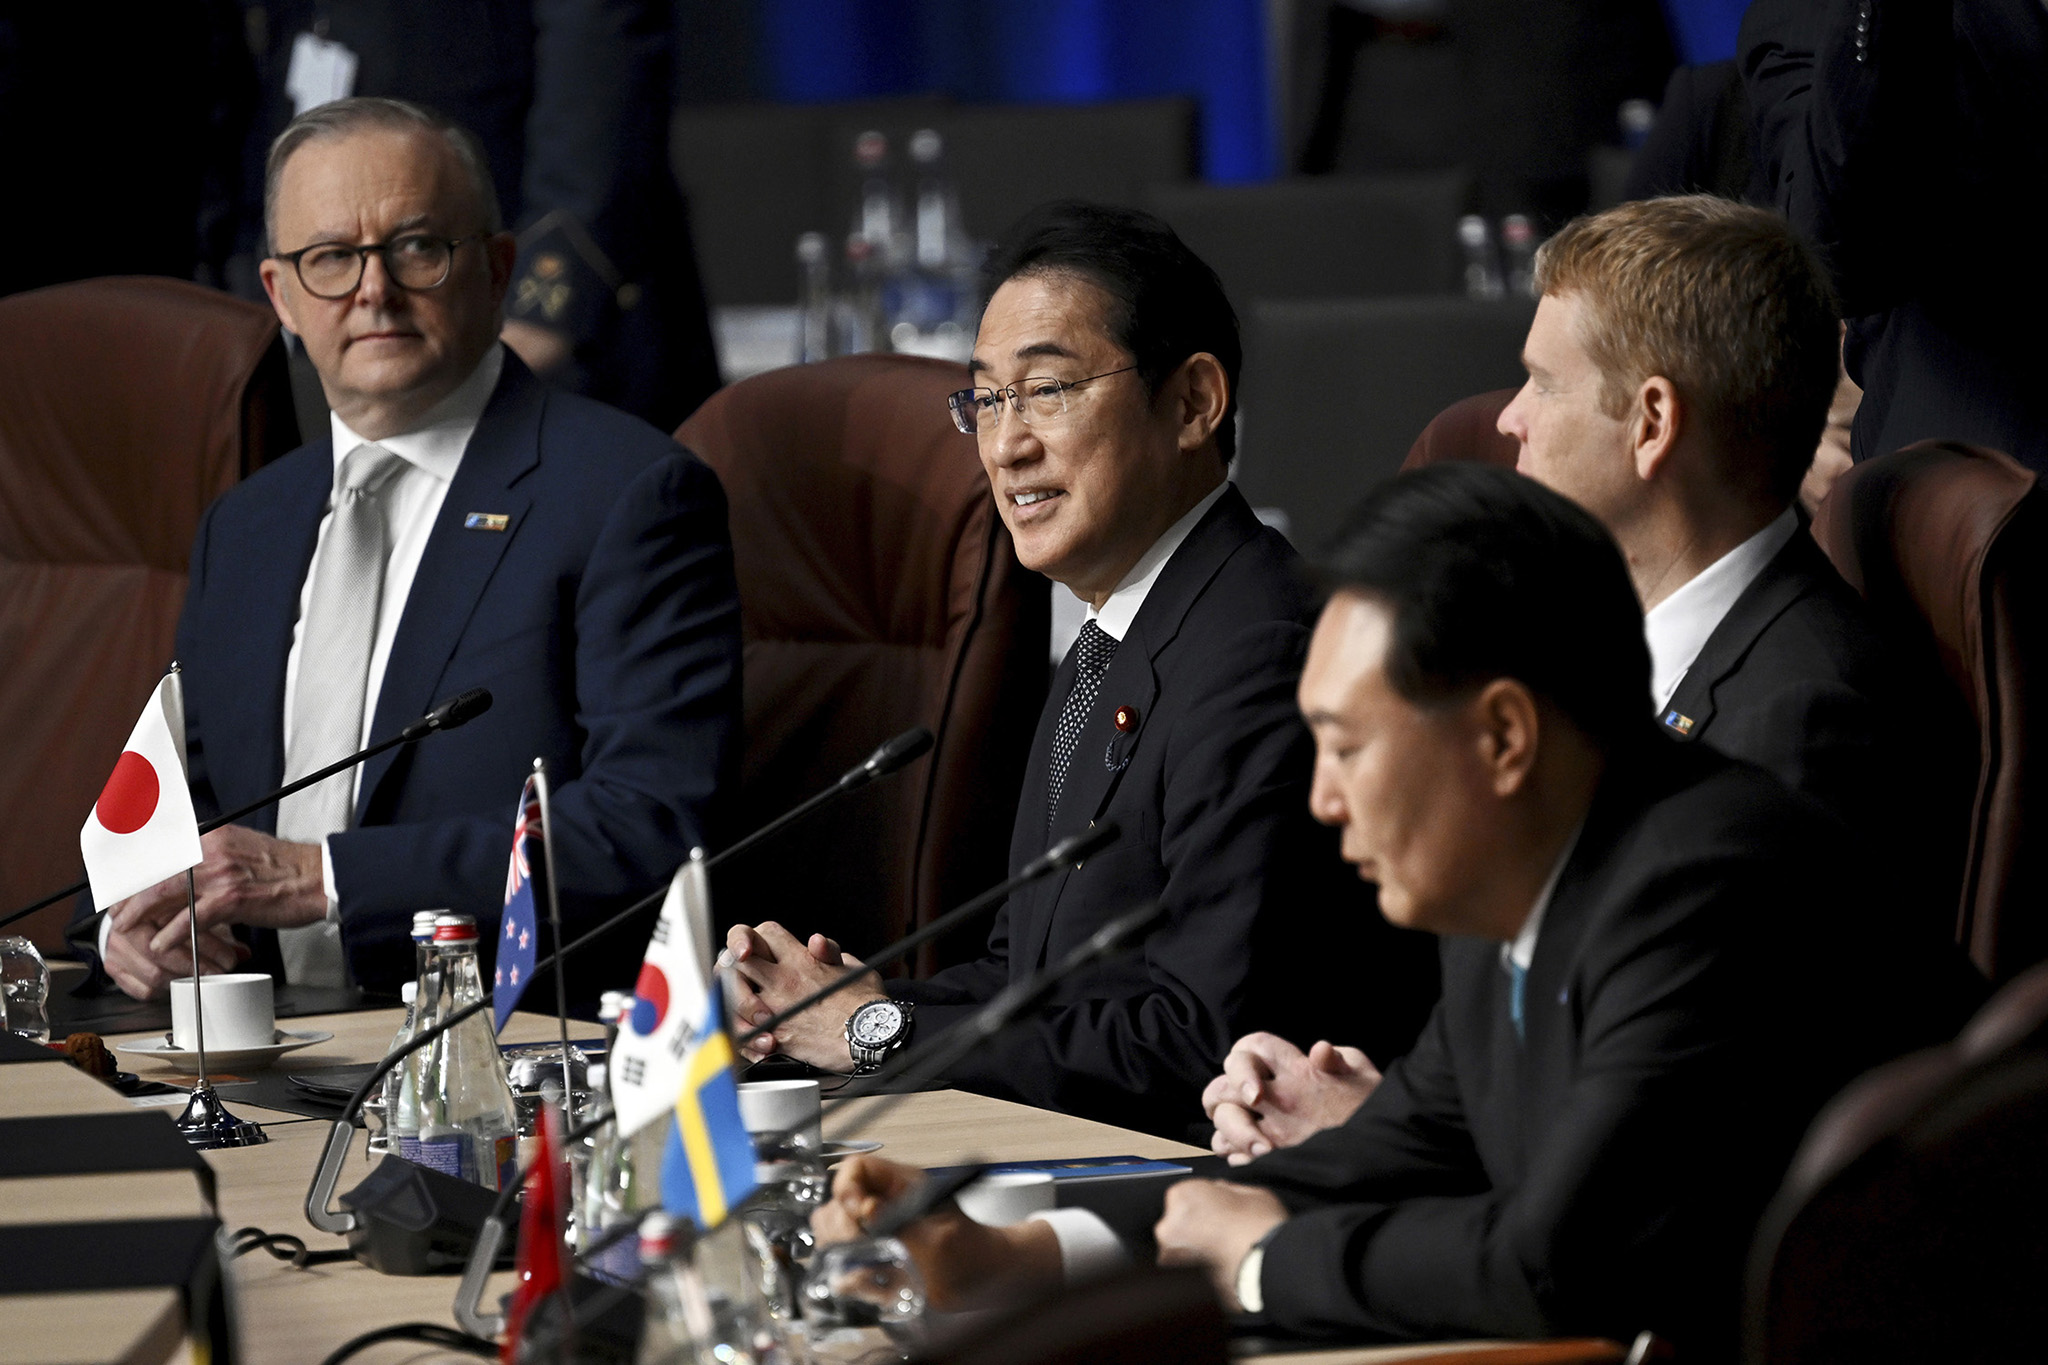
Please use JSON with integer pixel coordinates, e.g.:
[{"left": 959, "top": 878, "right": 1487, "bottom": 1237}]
[
  {"left": 289, "top": 345, "right": 504, "bottom": 905},
  {"left": 1642, "top": 507, "right": 1798, "bottom": 712},
  {"left": 99, "top": 347, "right": 504, "bottom": 967},
  {"left": 1082, "top": 481, "right": 1230, "bottom": 643}
]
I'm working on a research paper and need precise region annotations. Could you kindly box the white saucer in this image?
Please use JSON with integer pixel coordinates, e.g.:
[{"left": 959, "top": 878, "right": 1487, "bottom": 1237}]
[{"left": 114, "top": 1029, "right": 334, "bottom": 1073}]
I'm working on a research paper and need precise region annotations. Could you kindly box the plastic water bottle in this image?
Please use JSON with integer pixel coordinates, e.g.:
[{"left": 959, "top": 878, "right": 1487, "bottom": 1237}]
[
  {"left": 1459, "top": 215, "right": 1506, "bottom": 299},
  {"left": 581, "top": 989, "right": 646, "bottom": 1283},
  {"left": 382, "top": 910, "right": 444, "bottom": 1153},
  {"left": 795, "top": 231, "right": 832, "bottom": 363},
  {"left": 405, "top": 916, "right": 519, "bottom": 1189},
  {"left": 1501, "top": 214, "right": 1539, "bottom": 297}
]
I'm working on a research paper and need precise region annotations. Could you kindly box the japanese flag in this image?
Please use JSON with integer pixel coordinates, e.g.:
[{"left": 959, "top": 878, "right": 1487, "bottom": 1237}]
[
  {"left": 608, "top": 851, "right": 717, "bottom": 1139},
  {"left": 80, "top": 672, "right": 204, "bottom": 908}
]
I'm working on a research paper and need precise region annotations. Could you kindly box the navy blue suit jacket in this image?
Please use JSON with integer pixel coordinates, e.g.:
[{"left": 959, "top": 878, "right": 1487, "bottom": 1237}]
[
  {"left": 894, "top": 488, "right": 1439, "bottom": 1138},
  {"left": 173, "top": 352, "right": 741, "bottom": 998}
]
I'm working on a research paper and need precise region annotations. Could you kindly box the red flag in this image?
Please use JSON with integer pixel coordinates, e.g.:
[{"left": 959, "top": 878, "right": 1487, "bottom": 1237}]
[{"left": 501, "top": 1107, "right": 567, "bottom": 1360}]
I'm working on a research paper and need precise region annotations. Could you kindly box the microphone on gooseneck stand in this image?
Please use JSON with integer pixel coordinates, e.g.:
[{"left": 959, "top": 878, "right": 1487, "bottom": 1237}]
[
  {"left": 493, "top": 897, "right": 1173, "bottom": 1365},
  {"left": 301, "top": 727, "right": 940, "bottom": 1274},
  {"left": 0, "top": 687, "right": 496, "bottom": 934},
  {"left": 444, "top": 818, "right": 1126, "bottom": 1330},
  {"left": 733, "top": 819, "right": 1121, "bottom": 1051}
]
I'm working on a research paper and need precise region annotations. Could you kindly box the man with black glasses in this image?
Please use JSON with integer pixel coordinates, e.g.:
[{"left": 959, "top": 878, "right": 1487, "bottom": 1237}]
[
  {"left": 725, "top": 201, "right": 1437, "bottom": 1138},
  {"left": 90, "top": 97, "right": 741, "bottom": 1004}
]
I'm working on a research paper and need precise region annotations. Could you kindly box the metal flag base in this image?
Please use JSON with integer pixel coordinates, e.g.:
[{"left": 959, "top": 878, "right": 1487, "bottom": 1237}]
[{"left": 174, "top": 1079, "right": 269, "bottom": 1149}]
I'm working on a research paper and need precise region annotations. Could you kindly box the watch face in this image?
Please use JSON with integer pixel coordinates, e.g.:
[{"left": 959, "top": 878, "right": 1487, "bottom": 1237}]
[{"left": 850, "top": 1001, "right": 905, "bottom": 1045}]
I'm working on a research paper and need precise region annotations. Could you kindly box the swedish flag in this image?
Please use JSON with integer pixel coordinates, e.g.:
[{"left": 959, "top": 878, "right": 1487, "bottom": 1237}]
[{"left": 659, "top": 980, "right": 758, "bottom": 1228}]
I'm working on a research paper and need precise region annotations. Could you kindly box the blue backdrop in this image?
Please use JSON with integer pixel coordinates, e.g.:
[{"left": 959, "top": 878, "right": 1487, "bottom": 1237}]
[{"left": 757, "top": 0, "right": 1278, "bottom": 182}]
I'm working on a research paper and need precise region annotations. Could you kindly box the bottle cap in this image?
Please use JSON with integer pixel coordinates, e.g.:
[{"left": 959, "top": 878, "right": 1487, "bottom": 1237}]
[
  {"left": 598, "top": 990, "right": 633, "bottom": 1021},
  {"left": 639, "top": 1212, "right": 672, "bottom": 1258},
  {"left": 433, "top": 918, "right": 479, "bottom": 943},
  {"left": 411, "top": 910, "right": 441, "bottom": 939},
  {"left": 910, "top": 128, "right": 942, "bottom": 163},
  {"left": 401, "top": 982, "right": 417, "bottom": 1003}
]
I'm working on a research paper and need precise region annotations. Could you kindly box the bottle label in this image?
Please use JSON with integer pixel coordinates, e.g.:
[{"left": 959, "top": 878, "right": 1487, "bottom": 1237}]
[
  {"left": 586, "top": 1232, "right": 643, "bottom": 1286},
  {"left": 405, "top": 1135, "right": 466, "bottom": 1180},
  {"left": 492, "top": 1134, "right": 517, "bottom": 1192}
]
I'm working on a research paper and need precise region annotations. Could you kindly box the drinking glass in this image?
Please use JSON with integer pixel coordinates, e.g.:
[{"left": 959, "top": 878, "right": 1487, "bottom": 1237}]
[{"left": 0, "top": 936, "right": 52, "bottom": 1044}]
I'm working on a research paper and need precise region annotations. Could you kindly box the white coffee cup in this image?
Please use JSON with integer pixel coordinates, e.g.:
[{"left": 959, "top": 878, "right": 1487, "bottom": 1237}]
[
  {"left": 956, "top": 1170, "right": 1056, "bottom": 1226},
  {"left": 737, "top": 1078, "right": 823, "bottom": 1150},
  {"left": 170, "top": 973, "right": 276, "bottom": 1052}
]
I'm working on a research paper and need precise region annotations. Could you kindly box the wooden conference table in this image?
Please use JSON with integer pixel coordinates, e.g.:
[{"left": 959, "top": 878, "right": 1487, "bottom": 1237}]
[{"left": 6, "top": 1008, "right": 1619, "bottom": 1365}]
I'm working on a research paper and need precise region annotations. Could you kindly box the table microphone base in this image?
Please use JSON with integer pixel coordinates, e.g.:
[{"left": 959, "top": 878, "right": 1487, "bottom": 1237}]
[{"left": 174, "top": 1080, "right": 269, "bottom": 1149}]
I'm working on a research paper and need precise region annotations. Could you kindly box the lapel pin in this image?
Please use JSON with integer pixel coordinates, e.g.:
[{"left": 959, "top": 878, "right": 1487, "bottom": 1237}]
[
  {"left": 1114, "top": 704, "right": 1139, "bottom": 732},
  {"left": 464, "top": 512, "right": 511, "bottom": 532},
  {"left": 1662, "top": 710, "right": 1695, "bottom": 736}
]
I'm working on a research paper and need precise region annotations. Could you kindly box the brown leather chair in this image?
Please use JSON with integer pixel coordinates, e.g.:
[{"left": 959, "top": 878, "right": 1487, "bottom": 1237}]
[
  {"left": 1401, "top": 388, "right": 1521, "bottom": 472},
  {"left": 675, "top": 354, "right": 1048, "bottom": 971},
  {"left": 0, "top": 277, "right": 297, "bottom": 947},
  {"left": 1812, "top": 441, "right": 2048, "bottom": 982},
  {"left": 1745, "top": 958, "right": 2048, "bottom": 1364}
]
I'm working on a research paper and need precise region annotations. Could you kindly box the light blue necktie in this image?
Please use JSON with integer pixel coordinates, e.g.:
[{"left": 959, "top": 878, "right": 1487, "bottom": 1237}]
[{"left": 1505, "top": 957, "right": 1528, "bottom": 1041}]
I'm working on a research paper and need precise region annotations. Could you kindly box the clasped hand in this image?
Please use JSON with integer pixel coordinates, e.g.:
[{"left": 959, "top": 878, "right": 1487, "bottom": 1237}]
[
  {"left": 102, "top": 825, "right": 326, "bottom": 999},
  {"left": 723, "top": 921, "right": 884, "bottom": 1071},
  {"left": 1201, "top": 1032, "right": 1382, "bottom": 1163}
]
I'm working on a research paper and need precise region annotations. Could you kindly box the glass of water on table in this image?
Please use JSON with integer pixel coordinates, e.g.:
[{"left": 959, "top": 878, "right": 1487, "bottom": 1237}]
[{"left": 1, "top": 936, "right": 52, "bottom": 1044}]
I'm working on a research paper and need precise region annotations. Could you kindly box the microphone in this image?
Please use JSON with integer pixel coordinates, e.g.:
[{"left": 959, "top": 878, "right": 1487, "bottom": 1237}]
[
  {"left": 0, "top": 688, "right": 495, "bottom": 932},
  {"left": 735, "top": 820, "right": 1120, "bottom": 1049},
  {"left": 711, "top": 726, "right": 933, "bottom": 868},
  {"left": 303, "top": 726, "right": 936, "bottom": 1265},
  {"left": 486, "top": 899, "right": 1168, "bottom": 1351}
]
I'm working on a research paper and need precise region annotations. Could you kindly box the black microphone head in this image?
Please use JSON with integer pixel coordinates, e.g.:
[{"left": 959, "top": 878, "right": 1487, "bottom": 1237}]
[
  {"left": 429, "top": 688, "right": 493, "bottom": 732},
  {"left": 850, "top": 727, "right": 935, "bottom": 785}
]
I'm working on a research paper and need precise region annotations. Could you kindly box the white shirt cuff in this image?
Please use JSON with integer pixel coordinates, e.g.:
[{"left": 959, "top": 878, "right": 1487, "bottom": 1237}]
[
  {"left": 1027, "top": 1208, "right": 1129, "bottom": 1285},
  {"left": 97, "top": 905, "right": 114, "bottom": 961},
  {"left": 320, "top": 838, "right": 340, "bottom": 922}
]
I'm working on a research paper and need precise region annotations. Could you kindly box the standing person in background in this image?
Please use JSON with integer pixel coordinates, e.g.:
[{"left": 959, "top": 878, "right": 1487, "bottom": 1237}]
[
  {"left": 234, "top": 0, "right": 722, "bottom": 429},
  {"left": 1742, "top": 0, "right": 2048, "bottom": 471}
]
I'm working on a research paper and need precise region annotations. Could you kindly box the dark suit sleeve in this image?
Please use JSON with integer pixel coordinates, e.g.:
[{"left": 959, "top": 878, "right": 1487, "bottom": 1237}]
[
  {"left": 327, "top": 453, "right": 740, "bottom": 960},
  {"left": 1236, "top": 859, "right": 1790, "bottom": 1341},
  {"left": 505, "top": 0, "right": 673, "bottom": 348},
  {"left": 896, "top": 618, "right": 1322, "bottom": 1130},
  {"left": 1739, "top": 0, "right": 1955, "bottom": 315}
]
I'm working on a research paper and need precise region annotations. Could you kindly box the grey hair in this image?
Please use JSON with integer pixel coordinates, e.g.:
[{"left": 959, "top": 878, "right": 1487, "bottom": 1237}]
[{"left": 263, "top": 96, "right": 503, "bottom": 252}]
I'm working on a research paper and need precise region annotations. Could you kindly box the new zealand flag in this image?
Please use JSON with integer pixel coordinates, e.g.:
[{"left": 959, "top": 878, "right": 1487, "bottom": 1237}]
[{"left": 493, "top": 775, "right": 542, "bottom": 1033}]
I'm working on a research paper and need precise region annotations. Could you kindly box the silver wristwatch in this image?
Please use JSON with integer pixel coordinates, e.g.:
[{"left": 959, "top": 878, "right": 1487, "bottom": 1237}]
[{"left": 845, "top": 998, "right": 915, "bottom": 1073}]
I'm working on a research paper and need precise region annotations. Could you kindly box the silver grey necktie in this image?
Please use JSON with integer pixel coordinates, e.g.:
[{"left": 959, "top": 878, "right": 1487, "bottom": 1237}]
[{"left": 274, "top": 442, "right": 405, "bottom": 985}]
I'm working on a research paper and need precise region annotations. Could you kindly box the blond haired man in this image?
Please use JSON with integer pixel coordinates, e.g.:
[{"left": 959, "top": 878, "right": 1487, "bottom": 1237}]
[{"left": 1204, "top": 195, "right": 1974, "bottom": 1166}]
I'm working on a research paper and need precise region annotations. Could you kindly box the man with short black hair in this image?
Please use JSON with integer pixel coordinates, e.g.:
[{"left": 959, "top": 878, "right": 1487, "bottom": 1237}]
[
  {"left": 817, "top": 464, "right": 1980, "bottom": 1353},
  {"left": 1203, "top": 194, "right": 1974, "bottom": 1166},
  {"left": 725, "top": 201, "right": 1437, "bottom": 1137}
]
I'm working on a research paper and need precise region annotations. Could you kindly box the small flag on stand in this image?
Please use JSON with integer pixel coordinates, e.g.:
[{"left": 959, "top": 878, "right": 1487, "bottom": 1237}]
[
  {"left": 493, "top": 775, "right": 542, "bottom": 1033},
  {"left": 500, "top": 1107, "right": 567, "bottom": 1362},
  {"left": 80, "top": 672, "right": 204, "bottom": 908},
  {"left": 607, "top": 854, "right": 757, "bottom": 1227}
]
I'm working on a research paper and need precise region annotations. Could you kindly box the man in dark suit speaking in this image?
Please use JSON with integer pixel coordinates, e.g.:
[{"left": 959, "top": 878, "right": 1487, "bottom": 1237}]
[
  {"left": 93, "top": 97, "right": 741, "bottom": 999},
  {"left": 725, "top": 202, "right": 1437, "bottom": 1137},
  {"left": 1205, "top": 196, "right": 1973, "bottom": 1164},
  {"left": 815, "top": 466, "right": 1979, "bottom": 1352}
]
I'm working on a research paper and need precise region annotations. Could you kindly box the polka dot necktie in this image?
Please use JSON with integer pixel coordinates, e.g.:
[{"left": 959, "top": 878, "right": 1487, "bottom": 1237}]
[{"left": 1046, "top": 620, "right": 1118, "bottom": 839}]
